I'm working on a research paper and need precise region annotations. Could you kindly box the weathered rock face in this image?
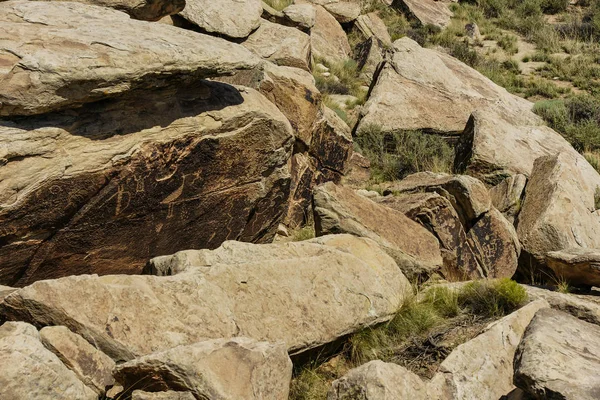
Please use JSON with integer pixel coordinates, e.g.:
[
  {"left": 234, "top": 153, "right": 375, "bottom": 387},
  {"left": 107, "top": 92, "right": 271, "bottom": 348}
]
[
  {"left": 282, "top": 4, "right": 316, "bottom": 30},
  {"left": 323, "top": 1, "right": 361, "bottom": 23},
  {"left": 489, "top": 174, "right": 527, "bottom": 224},
  {"left": 309, "top": 4, "right": 351, "bottom": 63},
  {"left": 0, "top": 81, "right": 294, "bottom": 286},
  {"left": 313, "top": 182, "right": 443, "bottom": 280},
  {"left": 0, "top": 1, "right": 260, "bottom": 117},
  {"left": 524, "top": 285, "right": 600, "bottom": 325},
  {"left": 40, "top": 326, "right": 116, "bottom": 395},
  {"left": 0, "top": 285, "right": 15, "bottom": 302},
  {"left": 0, "top": 322, "right": 97, "bottom": 400},
  {"left": 132, "top": 391, "right": 195, "bottom": 400},
  {"left": 546, "top": 248, "right": 600, "bottom": 287},
  {"left": 357, "top": 38, "right": 534, "bottom": 137},
  {"left": 179, "top": 0, "right": 263, "bottom": 39},
  {"left": 342, "top": 152, "right": 371, "bottom": 189},
  {"left": 115, "top": 337, "right": 292, "bottom": 400},
  {"left": 1, "top": 235, "right": 410, "bottom": 360},
  {"left": 354, "top": 36, "right": 388, "bottom": 85},
  {"left": 517, "top": 153, "right": 600, "bottom": 268},
  {"left": 395, "top": 0, "right": 453, "bottom": 29},
  {"left": 514, "top": 308, "right": 600, "bottom": 400},
  {"left": 454, "top": 109, "right": 600, "bottom": 186},
  {"left": 243, "top": 19, "right": 311, "bottom": 71},
  {"left": 355, "top": 13, "right": 392, "bottom": 46},
  {"left": 328, "top": 360, "right": 428, "bottom": 400}
]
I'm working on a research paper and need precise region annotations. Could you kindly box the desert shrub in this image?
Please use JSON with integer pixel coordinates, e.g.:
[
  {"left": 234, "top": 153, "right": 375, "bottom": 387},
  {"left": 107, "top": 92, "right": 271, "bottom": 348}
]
[
  {"left": 458, "top": 279, "right": 528, "bottom": 318},
  {"left": 497, "top": 33, "right": 519, "bottom": 54},
  {"left": 291, "top": 225, "right": 316, "bottom": 242},
  {"left": 314, "top": 59, "right": 362, "bottom": 97},
  {"left": 262, "top": 0, "right": 293, "bottom": 11}
]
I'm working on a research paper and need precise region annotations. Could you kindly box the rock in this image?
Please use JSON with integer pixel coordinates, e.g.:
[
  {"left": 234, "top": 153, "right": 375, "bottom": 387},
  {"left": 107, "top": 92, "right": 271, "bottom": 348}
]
[
  {"left": 0, "top": 81, "right": 293, "bottom": 286},
  {"left": 310, "top": 5, "right": 351, "bottom": 64},
  {"left": 283, "top": 4, "right": 316, "bottom": 29},
  {"left": 0, "top": 322, "right": 96, "bottom": 400},
  {"left": 0, "top": 1, "right": 260, "bottom": 117},
  {"left": 243, "top": 19, "right": 311, "bottom": 71},
  {"left": 313, "top": 182, "right": 443, "bottom": 280},
  {"left": 395, "top": 0, "right": 453, "bottom": 29},
  {"left": 465, "top": 22, "right": 482, "bottom": 41},
  {"left": 517, "top": 153, "right": 600, "bottom": 268},
  {"left": 354, "top": 37, "right": 388, "bottom": 85},
  {"left": 524, "top": 285, "right": 600, "bottom": 325},
  {"left": 357, "top": 38, "right": 534, "bottom": 137},
  {"left": 328, "top": 360, "right": 428, "bottom": 400},
  {"left": 1, "top": 235, "right": 411, "bottom": 360},
  {"left": 342, "top": 152, "right": 371, "bottom": 189},
  {"left": 40, "top": 326, "right": 116, "bottom": 395},
  {"left": 546, "top": 248, "right": 600, "bottom": 287},
  {"left": 132, "top": 391, "right": 195, "bottom": 400},
  {"left": 489, "top": 174, "right": 527, "bottom": 224},
  {"left": 115, "top": 337, "right": 292, "bottom": 400},
  {"left": 428, "top": 300, "right": 549, "bottom": 399},
  {"left": 0, "top": 285, "right": 15, "bottom": 302},
  {"left": 323, "top": 1, "right": 361, "bottom": 23},
  {"left": 514, "top": 308, "right": 600, "bottom": 400},
  {"left": 355, "top": 13, "right": 392, "bottom": 46},
  {"left": 454, "top": 108, "right": 600, "bottom": 186},
  {"left": 179, "top": 0, "right": 263, "bottom": 39}
]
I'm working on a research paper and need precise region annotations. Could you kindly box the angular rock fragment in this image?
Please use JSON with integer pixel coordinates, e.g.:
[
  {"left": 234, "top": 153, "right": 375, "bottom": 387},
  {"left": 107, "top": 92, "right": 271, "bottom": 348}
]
[
  {"left": 489, "top": 174, "right": 527, "bottom": 224},
  {"left": 282, "top": 4, "right": 316, "bottom": 29},
  {"left": 323, "top": 1, "right": 361, "bottom": 23},
  {"left": 355, "top": 13, "right": 392, "bottom": 46},
  {"left": 179, "top": 0, "right": 263, "bottom": 39},
  {"left": 395, "top": 0, "right": 453, "bottom": 29},
  {"left": 546, "top": 248, "right": 600, "bottom": 287},
  {"left": 310, "top": 5, "right": 351, "bottom": 63}
]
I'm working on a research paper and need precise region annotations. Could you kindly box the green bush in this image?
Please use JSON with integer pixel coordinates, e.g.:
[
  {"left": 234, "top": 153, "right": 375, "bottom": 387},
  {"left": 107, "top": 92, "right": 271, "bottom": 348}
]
[
  {"left": 458, "top": 279, "right": 528, "bottom": 318},
  {"left": 262, "top": 0, "right": 292, "bottom": 11}
]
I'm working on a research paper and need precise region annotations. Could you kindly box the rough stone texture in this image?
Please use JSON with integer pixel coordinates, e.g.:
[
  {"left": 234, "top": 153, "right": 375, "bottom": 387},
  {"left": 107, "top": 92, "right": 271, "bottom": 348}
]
[
  {"left": 517, "top": 153, "right": 600, "bottom": 268},
  {"left": 0, "top": 285, "right": 15, "bottom": 302},
  {"left": 514, "top": 308, "right": 600, "bottom": 400},
  {"left": 132, "top": 391, "right": 195, "bottom": 400},
  {"left": 310, "top": 4, "right": 351, "bottom": 63},
  {"left": 115, "top": 337, "right": 292, "bottom": 400},
  {"left": 357, "top": 38, "right": 535, "bottom": 137},
  {"left": 179, "top": 0, "right": 263, "bottom": 39},
  {"left": 323, "top": 1, "right": 361, "bottom": 23},
  {"left": 428, "top": 300, "right": 549, "bottom": 400},
  {"left": 282, "top": 4, "right": 316, "bottom": 29},
  {"left": 0, "top": 81, "right": 293, "bottom": 286},
  {"left": 395, "top": 0, "right": 453, "bottom": 29},
  {"left": 0, "top": 322, "right": 96, "bottom": 400},
  {"left": 1, "top": 235, "right": 411, "bottom": 360},
  {"left": 328, "top": 360, "right": 428, "bottom": 400},
  {"left": 454, "top": 108, "right": 600, "bottom": 186},
  {"left": 524, "top": 285, "right": 600, "bottom": 325},
  {"left": 243, "top": 19, "right": 311, "bottom": 71},
  {"left": 489, "top": 174, "right": 527, "bottom": 224},
  {"left": 354, "top": 37, "right": 388, "bottom": 85},
  {"left": 342, "top": 152, "right": 371, "bottom": 189},
  {"left": 0, "top": 1, "right": 260, "bottom": 117},
  {"left": 313, "top": 182, "right": 443, "bottom": 280},
  {"left": 40, "top": 326, "right": 116, "bottom": 395},
  {"left": 355, "top": 13, "right": 392, "bottom": 46},
  {"left": 546, "top": 248, "right": 600, "bottom": 287}
]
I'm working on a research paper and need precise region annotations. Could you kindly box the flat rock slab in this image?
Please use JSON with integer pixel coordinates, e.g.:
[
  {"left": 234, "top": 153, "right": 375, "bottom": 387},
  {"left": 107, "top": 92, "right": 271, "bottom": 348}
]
[
  {"left": 115, "top": 337, "right": 292, "bottom": 400},
  {"left": 524, "top": 285, "right": 600, "bottom": 325},
  {"left": 514, "top": 308, "right": 600, "bottom": 399},
  {"left": 179, "top": 0, "right": 263, "bottom": 38},
  {"left": 309, "top": 4, "right": 351, "bottom": 63},
  {"left": 1, "top": 235, "right": 411, "bottom": 360},
  {"left": 0, "top": 1, "right": 260, "bottom": 116},
  {"left": 547, "top": 248, "right": 600, "bottom": 287},
  {"left": 0, "top": 322, "right": 96, "bottom": 400},
  {"left": 396, "top": 0, "right": 453, "bottom": 29}
]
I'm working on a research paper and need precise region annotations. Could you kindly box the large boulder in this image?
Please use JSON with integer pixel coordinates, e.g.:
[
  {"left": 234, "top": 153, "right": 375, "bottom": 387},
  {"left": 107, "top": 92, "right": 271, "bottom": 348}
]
[
  {"left": 356, "top": 38, "right": 534, "bottom": 137},
  {"left": 179, "top": 0, "right": 263, "bottom": 39},
  {"left": 546, "top": 248, "right": 600, "bottom": 287},
  {"left": 0, "top": 322, "right": 96, "bottom": 400},
  {"left": 0, "top": 80, "right": 294, "bottom": 286},
  {"left": 242, "top": 19, "right": 311, "bottom": 71},
  {"left": 489, "top": 174, "right": 527, "bottom": 224},
  {"left": 282, "top": 4, "right": 316, "bottom": 30},
  {"left": 517, "top": 153, "right": 600, "bottom": 269},
  {"left": 1, "top": 235, "right": 411, "bottom": 360},
  {"left": 0, "top": 1, "right": 260, "bottom": 116},
  {"left": 395, "top": 0, "right": 453, "bottom": 29},
  {"left": 323, "top": 1, "right": 361, "bottom": 23},
  {"left": 309, "top": 4, "right": 351, "bottom": 63},
  {"left": 514, "top": 308, "right": 600, "bottom": 400},
  {"left": 114, "top": 337, "right": 292, "bottom": 400},
  {"left": 354, "top": 36, "right": 389, "bottom": 85},
  {"left": 313, "top": 182, "right": 443, "bottom": 280},
  {"left": 524, "top": 285, "right": 600, "bottom": 325},
  {"left": 355, "top": 13, "right": 392, "bottom": 46}
]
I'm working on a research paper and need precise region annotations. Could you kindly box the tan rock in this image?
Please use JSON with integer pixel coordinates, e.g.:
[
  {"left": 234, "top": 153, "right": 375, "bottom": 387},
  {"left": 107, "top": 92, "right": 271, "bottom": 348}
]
[
  {"left": 0, "top": 81, "right": 293, "bottom": 286},
  {"left": 40, "top": 326, "right": 116, "bottom": 395},
  {"left": 323, "top": 1, "right": 361, "bottom": 23},
  {"left": 0, "top": 285, "right": 15, "bottom": 302},
  {"left": 132, "top": 391, "right": 195, "bottom": 400},
  {"left": 313, "top": 182, "right": 443, "bottom": 279},
  {"left": 310, "top": 5, "right": 351, "bottom": 63},
  {"left": 489, "top": 174, "right": 527, "bottom": 224},
  {"left": 355, "top": 13, "right": 392, "bottom": 46},
  {"left": 0, "top": 322, "right": 96, "bottom": 400},
  {"left": 2, "top": 235, "right": 411, "bottom": 359},
  {"left": 514, "top": 308, "right": 600, "bottom": 400},
  {"left": 282, "top": 3, "right": 316, "bottom": 29},
  {"left": 524, "top": 285, "right": 600, "bottom": 325},
  {"left": 179, "top": 0, "right": 263, "bottom": 38},
  {"left": 0, "top": 1, "right": 260, "bottom": 116},
  {"left": 342, "top": 152, "right": 371, "bottom": 189},
  {"left": 354, "top": 37, "right": 388, "bottom": 85},
  {"left": 546, "top": 248, "right": 600, "bottom": 287},
  {"left": 396, "top": 0, "right": 453, "bottom": 29},
  {"left": 243, "top": 19, "right": 311, "bottom": 71},
  {"left": 115, "top": 338, "right": 292, "bottom": 400}
]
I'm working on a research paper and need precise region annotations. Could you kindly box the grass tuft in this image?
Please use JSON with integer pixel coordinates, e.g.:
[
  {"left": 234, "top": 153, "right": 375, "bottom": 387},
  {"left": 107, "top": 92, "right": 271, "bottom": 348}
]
[{"left": 262, "top": 0, "right": 293, "bottom": 11}]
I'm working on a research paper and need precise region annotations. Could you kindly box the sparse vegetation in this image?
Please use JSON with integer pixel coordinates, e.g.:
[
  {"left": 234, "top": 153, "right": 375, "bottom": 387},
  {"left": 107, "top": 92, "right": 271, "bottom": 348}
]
[
  {"left": 262, "top": 0, "right": 292, "bottom": 11},
  {"left": 290, "top": 225, "right": 316, "bottom": 242}
]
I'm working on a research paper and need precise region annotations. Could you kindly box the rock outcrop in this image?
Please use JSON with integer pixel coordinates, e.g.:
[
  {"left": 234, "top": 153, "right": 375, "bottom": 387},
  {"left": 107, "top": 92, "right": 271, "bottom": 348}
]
[
  {"left": 355, "top": 12, "right": 393, "bottom": 46},
  {"left": 514, "top": 308, "right": 600, "bottom": 400},
  {"left": 179, "top": 0, "right": 263, "bottom": 39},
  {"left": 1, "top": 235, "right": 410, "bottom": 360},
  {"left": 525, "top": 285, "right": 600, "bottom": 325},
  {"left": 282, "top": 4, "right": 316, "bottom": 30},
  {"left": 395, "top": 0, "right": 453, "bottom": 29},
  {"left": 489, "top": 174, "right": 527, "bottom": 224},
  {"left": 313, "top": 182, "right": 443, "bottom": 280},
  {"left": 115, "top": 337, "right": 292, "bottom": 400},
  {"left": 309, "top": 4, "right": 351, "bottom": 63},
  {"left": 323, "top": 1, "right": 361, "bottom": 23},
  {"left": 23, "top": 0, "right": 185, "bottom": 20},
  {"left": 546, "top": 248, "right": 600, "bottom": 287}
]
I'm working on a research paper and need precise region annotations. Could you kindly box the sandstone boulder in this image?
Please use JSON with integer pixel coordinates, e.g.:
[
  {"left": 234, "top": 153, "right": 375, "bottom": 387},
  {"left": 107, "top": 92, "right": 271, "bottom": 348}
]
[
  {"left": 115, "top": 337, "right": 292, "bottom": 400},
  {"left": 355, "top": 13, "right": 392, "bottom": 46},
  {"left": 310, "top": 5, "right": 351, "bottom": 63},
  {"left": 354, "top": 36, "right": 388, "bottom": 85},
  {"left": 179, "top": 0, "right": 263, "bottom": 39},
  {"left": 243, "top": 19, "right": 311, "bottom": 71},
  {"left": 40, "top": 326, "right": 116, "bottom": 395},
  {"left": 514, "top": 308, "right": 600, "bottom": 400},
  {"left": 517, "top": 153, "right": 600, "bottom": 268},
  {"left": 546, "top": 248, "right": 600, "bottom": 287},
  {"left": 323, "top": 1, "right": 361, "bottom": 23},
  {"left": 524, "top": 285, "right": 600, "bottom": 325},
  {"left": 0, "top": 81, "right": 293, "bottom": 286},
  {"left": 1, "top": 235, "right": 410, "bottom": 360},
  {"left": 489, "top": 174, "right": 527, "bottom": 224},
  {"left": 342, "top": 152, "right": 371, "bottom": 189},
  {"left": 357, "top": 38, "right": 534, "bottom": 137},
  {"left": 395, "top": 0, "right": 453, "bottom": 29},
  {"left": 282, "top": 4, "right": 316, "bottom": 29},
  {"left": 0, "top": 322, "right": 96, "bottom": 400},
  {"left": 132, "top": 391, "right": 195, "bottom": 400},
  {"left": 0, "top": 285, "right": 15, "bottom": 302},
  {"left": 0, "top": 1, "right": 260, "bottom": 116},
  {"left": 313, "top": 182, "right": 443, "bottom": 280}
]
